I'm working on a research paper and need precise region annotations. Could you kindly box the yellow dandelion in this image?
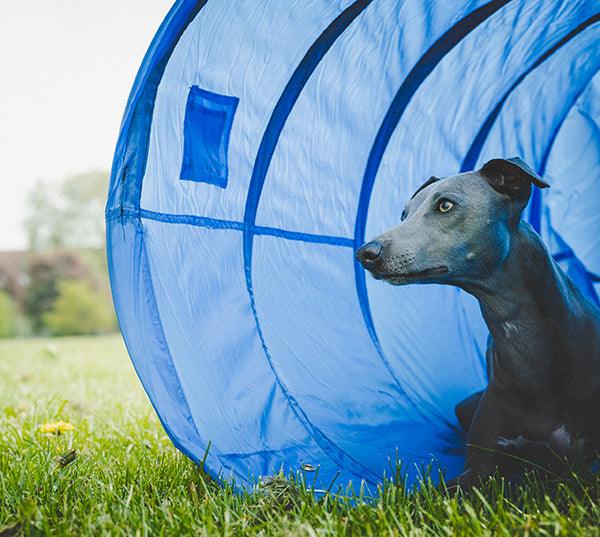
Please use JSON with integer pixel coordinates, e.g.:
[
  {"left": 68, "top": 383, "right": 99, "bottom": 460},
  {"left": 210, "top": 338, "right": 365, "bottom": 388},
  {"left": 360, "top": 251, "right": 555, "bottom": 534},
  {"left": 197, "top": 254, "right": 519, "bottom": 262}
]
[{"left": 39, "top": 421, "right": 75, "bottom": 435}]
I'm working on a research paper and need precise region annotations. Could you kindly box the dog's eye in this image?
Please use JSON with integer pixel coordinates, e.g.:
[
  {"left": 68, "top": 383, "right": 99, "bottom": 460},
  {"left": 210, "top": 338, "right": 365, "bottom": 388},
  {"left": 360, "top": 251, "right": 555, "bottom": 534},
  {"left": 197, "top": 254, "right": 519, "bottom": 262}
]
[
  {"left": 437, "top": 199, "right": 455, "bottom": 213},
  {"left": 401, "top": 209, "right": 407, "bottom": 221}
]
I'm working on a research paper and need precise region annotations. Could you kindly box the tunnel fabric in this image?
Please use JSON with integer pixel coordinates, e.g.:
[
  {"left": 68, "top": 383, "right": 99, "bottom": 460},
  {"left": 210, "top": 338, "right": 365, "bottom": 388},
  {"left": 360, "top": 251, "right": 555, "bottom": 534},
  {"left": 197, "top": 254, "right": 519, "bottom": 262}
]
[{"left": 106, "top": 0, "right": 600, "bottom": 490}]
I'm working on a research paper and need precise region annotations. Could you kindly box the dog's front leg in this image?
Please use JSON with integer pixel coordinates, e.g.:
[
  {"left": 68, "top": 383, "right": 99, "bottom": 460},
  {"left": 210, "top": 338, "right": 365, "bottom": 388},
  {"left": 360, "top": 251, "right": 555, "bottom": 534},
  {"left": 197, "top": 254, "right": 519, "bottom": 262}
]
[{"left": 452, "top": 390, "right": 510, "bottom": 491}]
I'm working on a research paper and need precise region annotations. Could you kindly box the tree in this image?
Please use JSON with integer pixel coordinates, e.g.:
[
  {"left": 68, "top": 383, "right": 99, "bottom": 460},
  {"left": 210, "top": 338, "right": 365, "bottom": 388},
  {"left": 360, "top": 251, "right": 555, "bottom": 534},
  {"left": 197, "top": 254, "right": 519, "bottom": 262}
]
[
  {"left": 25, "top": 180, "right": 65, "bottom": 252},
  {"left": 22, "top": 171, "right": 113, "bottom": 336},
  {"left": 23, "top": 252, "right": 92, "bottom": 334},
  {"left": 25, "top": 170, "right": 109, "bottom": 252},
  {"left": 0, "top": 291, "right": 17, "bottom": 338},
  {"left": 42, "top": 280, "right": 115, "bottom": 336},
  {"left": 23, "top": 259, "right": 59, "bottom": 334},
  {"left": 59, "top": 170, "right": 108, "bottom": 249}
]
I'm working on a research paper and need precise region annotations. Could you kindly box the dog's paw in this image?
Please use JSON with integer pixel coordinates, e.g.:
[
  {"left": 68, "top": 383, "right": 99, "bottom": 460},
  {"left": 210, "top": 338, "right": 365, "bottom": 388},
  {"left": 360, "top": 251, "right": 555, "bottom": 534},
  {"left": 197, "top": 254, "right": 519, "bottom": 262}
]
[{"left": 442, "top": 470, "right": 478, "bottom": 494}]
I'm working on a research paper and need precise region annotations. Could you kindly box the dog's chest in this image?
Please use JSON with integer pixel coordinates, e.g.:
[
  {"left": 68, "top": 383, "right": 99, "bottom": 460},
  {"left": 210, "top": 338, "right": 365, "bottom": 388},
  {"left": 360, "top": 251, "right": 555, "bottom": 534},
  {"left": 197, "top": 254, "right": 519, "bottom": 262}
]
[{"left": 501, "top": 321, "right": 519, "bottom": 338}]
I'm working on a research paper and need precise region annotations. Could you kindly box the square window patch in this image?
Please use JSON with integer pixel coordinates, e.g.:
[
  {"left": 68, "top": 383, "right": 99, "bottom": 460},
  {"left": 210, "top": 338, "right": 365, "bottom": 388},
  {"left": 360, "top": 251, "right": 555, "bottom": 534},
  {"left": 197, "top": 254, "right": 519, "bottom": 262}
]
[{"left": 180, "top": 86, "right": 239, "bottom": 188}]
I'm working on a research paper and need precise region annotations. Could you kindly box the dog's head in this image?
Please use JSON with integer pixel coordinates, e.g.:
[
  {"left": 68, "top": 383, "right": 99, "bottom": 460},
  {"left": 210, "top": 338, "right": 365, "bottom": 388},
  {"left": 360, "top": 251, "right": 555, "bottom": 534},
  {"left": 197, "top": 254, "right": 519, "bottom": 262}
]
[{"left": 356, "top": 157, "right": 549, "bottom": 286}]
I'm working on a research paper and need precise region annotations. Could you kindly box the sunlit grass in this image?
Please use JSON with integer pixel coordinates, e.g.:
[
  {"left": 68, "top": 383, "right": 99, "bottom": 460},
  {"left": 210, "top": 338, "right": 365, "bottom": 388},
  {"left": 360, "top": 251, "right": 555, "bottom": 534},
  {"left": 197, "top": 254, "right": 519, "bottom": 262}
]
[{"left": 0, "top": 335, "right": 598, "bottom": 535}]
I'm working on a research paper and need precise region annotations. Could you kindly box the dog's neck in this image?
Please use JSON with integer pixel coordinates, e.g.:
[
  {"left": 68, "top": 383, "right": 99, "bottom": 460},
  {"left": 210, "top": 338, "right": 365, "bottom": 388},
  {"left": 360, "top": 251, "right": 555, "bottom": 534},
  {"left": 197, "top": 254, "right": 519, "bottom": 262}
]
[
  {"left": 458, "top": 222, "right": 592, "bottom": 384},
  {"left": 465, "top": 223, "right": 570, "bottom": 323}
]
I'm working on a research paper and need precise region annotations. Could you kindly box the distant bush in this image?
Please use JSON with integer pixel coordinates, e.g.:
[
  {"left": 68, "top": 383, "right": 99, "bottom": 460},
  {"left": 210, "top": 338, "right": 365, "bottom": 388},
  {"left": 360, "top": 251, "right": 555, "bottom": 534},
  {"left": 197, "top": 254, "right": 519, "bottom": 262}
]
[
  {"left": 24, "top": 252, "right": 93, "bottom": 334},
  {"left": 0, "top": 291, "right": 17, "bottom": 338},
  {"left": 42, "top": 280, "right": 115, "bottom": 336}
]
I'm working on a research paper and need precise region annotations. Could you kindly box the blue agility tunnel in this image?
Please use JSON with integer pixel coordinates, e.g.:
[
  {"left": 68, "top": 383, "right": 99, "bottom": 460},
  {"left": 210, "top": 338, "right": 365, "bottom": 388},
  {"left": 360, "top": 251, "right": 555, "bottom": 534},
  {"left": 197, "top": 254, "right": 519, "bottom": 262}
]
[{"left": 106, "top": 0, "right": 600, "bottom": 491}]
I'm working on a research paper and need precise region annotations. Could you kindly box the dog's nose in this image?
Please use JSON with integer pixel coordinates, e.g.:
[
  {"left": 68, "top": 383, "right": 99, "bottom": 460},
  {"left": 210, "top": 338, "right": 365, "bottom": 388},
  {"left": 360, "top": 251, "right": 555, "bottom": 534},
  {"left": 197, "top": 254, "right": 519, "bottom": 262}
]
[{"left": 356, "top": 241, "right": 383, "bottom": 266}]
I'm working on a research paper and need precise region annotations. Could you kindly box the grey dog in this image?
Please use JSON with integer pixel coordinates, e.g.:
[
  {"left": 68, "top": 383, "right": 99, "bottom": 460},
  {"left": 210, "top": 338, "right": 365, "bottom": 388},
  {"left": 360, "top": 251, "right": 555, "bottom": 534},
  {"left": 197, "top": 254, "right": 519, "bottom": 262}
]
[{"left": 356, "top": 157, "right": 600, "bottom": 489}]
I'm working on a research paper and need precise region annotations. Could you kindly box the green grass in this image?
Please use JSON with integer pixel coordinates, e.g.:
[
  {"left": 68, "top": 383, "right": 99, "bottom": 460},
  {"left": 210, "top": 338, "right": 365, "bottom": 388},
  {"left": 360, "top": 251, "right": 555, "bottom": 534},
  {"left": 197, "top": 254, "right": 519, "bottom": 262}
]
[{"left": 0, "top": 335, "right": 598, "bottom": 536}]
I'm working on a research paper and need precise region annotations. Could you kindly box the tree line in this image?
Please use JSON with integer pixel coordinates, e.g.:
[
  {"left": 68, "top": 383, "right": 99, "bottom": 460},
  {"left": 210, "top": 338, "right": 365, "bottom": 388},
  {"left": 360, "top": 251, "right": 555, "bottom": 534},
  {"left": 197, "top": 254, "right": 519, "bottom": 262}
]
[{"left": 0, "top": 171, "right": 116, "bottom": 337}]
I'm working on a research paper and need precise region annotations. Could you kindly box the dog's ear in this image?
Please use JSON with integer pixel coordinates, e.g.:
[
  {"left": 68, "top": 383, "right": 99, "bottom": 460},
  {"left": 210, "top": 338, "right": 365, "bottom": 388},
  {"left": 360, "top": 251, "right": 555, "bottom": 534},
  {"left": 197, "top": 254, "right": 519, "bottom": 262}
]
[
  {"left": 410, "top": 176, "right": 442, "bottom": 200},
  {"left": 480, "top": 157, "right": 549, "bottom": 201}
]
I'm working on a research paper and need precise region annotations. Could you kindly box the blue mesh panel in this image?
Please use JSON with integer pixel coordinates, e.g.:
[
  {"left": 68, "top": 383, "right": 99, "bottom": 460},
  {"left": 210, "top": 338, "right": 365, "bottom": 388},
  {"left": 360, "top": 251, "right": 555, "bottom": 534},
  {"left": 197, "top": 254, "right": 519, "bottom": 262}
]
[{"left": 180, "top": 86, "right": 239, "bottom": 187}]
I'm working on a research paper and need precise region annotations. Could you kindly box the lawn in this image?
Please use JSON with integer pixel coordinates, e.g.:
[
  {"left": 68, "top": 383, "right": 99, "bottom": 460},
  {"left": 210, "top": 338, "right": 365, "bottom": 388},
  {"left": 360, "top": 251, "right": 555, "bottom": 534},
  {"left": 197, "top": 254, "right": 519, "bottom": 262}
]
[{"left": 0, "top": 335, "right": 598, "bottom": 536}]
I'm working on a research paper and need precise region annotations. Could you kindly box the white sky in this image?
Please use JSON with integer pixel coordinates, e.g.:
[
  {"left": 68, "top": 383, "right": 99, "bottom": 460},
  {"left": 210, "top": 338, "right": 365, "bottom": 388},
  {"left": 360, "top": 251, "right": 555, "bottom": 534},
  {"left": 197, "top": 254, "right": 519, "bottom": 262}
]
[{"left": 0, "top": 0, "right": 173, "bottom": 251}]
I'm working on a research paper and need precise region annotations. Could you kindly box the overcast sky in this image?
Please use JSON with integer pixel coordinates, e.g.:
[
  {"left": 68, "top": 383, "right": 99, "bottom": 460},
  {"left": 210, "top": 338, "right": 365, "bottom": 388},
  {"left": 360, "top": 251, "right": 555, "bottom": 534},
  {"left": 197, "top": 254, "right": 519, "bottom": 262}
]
[{"left": 0, "top": 1, "right": 173, "bottom": 251}]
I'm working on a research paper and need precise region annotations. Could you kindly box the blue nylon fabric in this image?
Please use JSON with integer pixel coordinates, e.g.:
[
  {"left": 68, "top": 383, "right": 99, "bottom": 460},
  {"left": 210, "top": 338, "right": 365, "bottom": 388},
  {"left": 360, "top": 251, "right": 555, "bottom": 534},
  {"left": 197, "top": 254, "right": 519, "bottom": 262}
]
[
  {"left": 180, "top": 86, "right": 239, "bottom": 187},
  {"left": 107, "top": 0, "right": 207, "bottom": 215},
  {"left": 107, "top": 0, "right": 600, "bottom": 492},
  {"left": 545, "top": 72, "right": 600, "bottom": 276}
]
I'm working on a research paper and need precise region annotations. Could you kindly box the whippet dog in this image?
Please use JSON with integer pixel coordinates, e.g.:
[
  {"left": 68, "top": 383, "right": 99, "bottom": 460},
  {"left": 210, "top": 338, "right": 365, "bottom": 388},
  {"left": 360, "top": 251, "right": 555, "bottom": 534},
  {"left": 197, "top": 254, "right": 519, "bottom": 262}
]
[{"left": 356, "top": 157, "right": 600, "bottom": 488}]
